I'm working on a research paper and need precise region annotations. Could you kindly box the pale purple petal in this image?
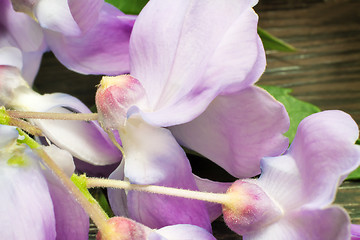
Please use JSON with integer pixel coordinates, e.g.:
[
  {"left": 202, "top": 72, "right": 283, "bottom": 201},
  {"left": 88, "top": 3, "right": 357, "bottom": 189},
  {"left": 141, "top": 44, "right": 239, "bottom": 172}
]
[
  {"left": 1, "top": 0, "right": 45, "bottom": 84},
  {"left": 120, "top": 117, "right": 211, "bottom": 231},
  {"left": 289, "top": 110, "right": 360, "bottom": 208},
  {"left": 67, "top": 0, "right": 103, "bottom": 33},
  {"left": 42, "top": 145, "right": 75, "bottom": 177},
  {"left": 34, "top": 0, "right": 81, "bottom": 36},
  {"left": 0, "top": 47, "right": 22, "bottom": 70},
  {"left": 203, "top": 17, "right": 265, "bottom": 95},
  {"left": 0, "top": 150, "right": 56, "bottom": 239},
  {"left": 245, "top": 207, "right": 350, "bottom": 240},
  {"left": 351, "top": 224, "right": 360, "bottom": 240},
  {"left": 21, "top": 49, "right": 43, "bottom": 85},
  {"left": 257, "top": 155, "right": 306, "bottom": 211},
  {"left": 108, "top": 160, "right": 129, "bottom": 217},
  {"left": 194, "top": 175, "right": 231, "bottom": 221},
  {"left": 0, "top": 125, "right": 19, "bottom": 146},
  {"left": 170, "top": 86, "right": 289, "bottom": 178},
  {"left": 12, "top": 90, "right": 122, "bottom": 166},
  {"left": 45, "top": 3, "right": 135, "bottom": 75},
  {"left": 130, "top": 0, "right": 262, "bottom": 126},
  {"left": 1, "top": 0, "right": 45, "bottom": 52},
  {"left": 258, "top": 111, "right": 360, "bottom": 211},
  {"left": 0, "top": 47, "right": 43, "bottom": 85},
  {"left": 156, "top": 224, "right": 216, "bottom": 240},
  {"left": 44, "top": 170, "right": 89, "bottom": 240}
]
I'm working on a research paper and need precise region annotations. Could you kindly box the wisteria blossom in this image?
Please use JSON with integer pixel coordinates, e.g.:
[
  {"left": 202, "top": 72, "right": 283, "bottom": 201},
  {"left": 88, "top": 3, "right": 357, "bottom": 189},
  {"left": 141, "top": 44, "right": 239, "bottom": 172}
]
[
  {"left": 0, "top": 66, "right": 122, "bottom": 171},
  {"left": 1, "top": 0, "right": 132, "bottom": 169},
  {"left": 95, "top": 0, "right": 289, "bottom": 231},
  {"left": 222, "top": 110, "right": 360, "bottom": 239},
  {"left": 0, "top": 0, "right": 46, "bottom": 84},
  {"left": 8, "top": 0, "right": 135, "bottom": 80},
  {"left": 0, "top": 125, "right": 88, "bottom": 239}
]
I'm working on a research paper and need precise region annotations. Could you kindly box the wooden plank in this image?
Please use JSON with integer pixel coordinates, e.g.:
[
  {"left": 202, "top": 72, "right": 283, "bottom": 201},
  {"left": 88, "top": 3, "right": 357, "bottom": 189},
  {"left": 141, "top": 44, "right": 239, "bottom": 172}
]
[{"left": 257, "top": 0, "right": 360, "bottom": 126}]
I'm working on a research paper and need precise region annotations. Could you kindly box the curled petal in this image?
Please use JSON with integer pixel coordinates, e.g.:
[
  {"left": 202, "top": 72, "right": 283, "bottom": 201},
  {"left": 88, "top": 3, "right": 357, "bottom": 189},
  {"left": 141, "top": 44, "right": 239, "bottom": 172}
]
[
  {"left": 289, "top": 111, "right": 360, "bottom": 207},
  {"left": 1, "top": 1, "right": 45, "bottom": 84},
  {"left": 34, "top": 0, "right": 81, "bottom": 36},
  {"left": 10, "top": 88, "right": 121, "bottom": 166},
  {"left": 171, "top": 86, "right": 289, "bottom": 178},
  {"left": 258, "top": 111, "right": 360, "bottom": 210},
  {"left": 67, "top": 0, "right": 103, "bottom": 33},
  {"left": 130, "top": 0, "right": 263, "bottom": 126},
  {"left": 245, "top": 207, "right": 350, "bottom": 240},
  {"left": 119, "top": 117, "right": 211, "bottom": 231},
  {"left": 2, "top": 0, "right": 45, "bottom": 52},
  {"left": 45, "top": 3, "right": 135, "bottom": 75},
  {"left": 156, "top": 224, "right": 216, "bottom": 240},
  {"left": 42, "top": 145, "right": 75, "bottom": 177}
]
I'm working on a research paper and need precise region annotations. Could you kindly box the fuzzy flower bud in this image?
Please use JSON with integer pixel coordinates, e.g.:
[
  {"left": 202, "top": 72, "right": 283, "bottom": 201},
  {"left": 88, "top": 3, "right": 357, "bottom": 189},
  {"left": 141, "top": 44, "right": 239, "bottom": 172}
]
[
  {"left": 95, "top": 75, "right": 147, "bottom": 130},
  {"left": 223, "top": 180, "right": 283, "bottom": 235},
  {"left": 96, "top": 217, "right": 153, "bottom": 240}
]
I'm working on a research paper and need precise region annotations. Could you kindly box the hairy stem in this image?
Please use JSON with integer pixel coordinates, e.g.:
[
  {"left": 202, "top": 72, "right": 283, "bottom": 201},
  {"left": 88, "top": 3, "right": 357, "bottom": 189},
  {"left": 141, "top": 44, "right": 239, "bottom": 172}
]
[
  {"left": 86, "top": 178, "right": 231, "bottom": 205},
  {"left": 7, "top": 110, "right": 98, "bottom": 121}
]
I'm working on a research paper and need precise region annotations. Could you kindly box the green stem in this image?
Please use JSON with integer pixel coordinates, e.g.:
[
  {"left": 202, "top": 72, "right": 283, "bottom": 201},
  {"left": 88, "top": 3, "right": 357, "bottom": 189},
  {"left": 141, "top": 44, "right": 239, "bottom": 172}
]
[{"left": 17, "top": 129, "right": 109, "bottom": 233}]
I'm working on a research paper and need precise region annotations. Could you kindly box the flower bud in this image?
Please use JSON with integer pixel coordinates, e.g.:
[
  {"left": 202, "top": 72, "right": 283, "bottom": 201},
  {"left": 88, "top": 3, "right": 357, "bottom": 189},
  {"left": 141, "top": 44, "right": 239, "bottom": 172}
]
[
  {"left": 222, "top": 180, "right": 283, "bottom": 235},
  {"left": 96, "top": 217, "right": 151, "bottom": 240},
  {"left": 95, "top": 75, "right": 146, "bottom": 130}
]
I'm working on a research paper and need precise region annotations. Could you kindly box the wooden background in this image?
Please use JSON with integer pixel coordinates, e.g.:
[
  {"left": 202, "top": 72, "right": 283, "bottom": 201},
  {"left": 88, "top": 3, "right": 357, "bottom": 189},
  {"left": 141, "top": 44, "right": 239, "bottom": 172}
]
[{"left": 33, "top": 0, "right": 360, "bottom": 239}]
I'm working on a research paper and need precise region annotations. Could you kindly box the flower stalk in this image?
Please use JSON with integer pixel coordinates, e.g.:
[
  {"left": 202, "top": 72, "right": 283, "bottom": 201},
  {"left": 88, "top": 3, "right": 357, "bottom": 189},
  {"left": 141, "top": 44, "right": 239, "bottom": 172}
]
[
  {"left": 86, "top": 177, "right": 231, "bottom": 205},
  {"left": 17, "top": 129, "right": 110, "bottom": 234},
  {"left": 7, "top": 109, "right": 98, "bottom": 121}
]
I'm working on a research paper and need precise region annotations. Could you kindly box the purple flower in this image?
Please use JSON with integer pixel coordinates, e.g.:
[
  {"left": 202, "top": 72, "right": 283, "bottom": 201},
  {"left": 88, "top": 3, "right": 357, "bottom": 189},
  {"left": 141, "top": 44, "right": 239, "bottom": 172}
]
[
  {"left": 0, "top": 125, "right": 89, "bottom": 239},
  {"left": 9, "top": 0, "right": 135, "bottom": 77},
  {"left": 0, "top": 0, "right": 46, "bottom": 84},
  {"left": 222, "top": 111, "right": 360, "bottom": 239},
  {"left": 95, "top": 0, "right": 289, "bottom": 231},
  {"left": 0, "top": 66, "right": 122, "bottom": 171}
]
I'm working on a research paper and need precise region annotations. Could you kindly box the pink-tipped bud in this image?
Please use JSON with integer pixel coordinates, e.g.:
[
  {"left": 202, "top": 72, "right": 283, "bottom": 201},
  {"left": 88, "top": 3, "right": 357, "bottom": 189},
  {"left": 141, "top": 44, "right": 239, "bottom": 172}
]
[
  {"left": 95, "top": 75, "right": 146, "bottom": 129},
  {"left": 96, "top": 217, "right": 151, "bottom": 240},
  {"left": 222, "top": 180, "right": 283, "bottom": 235}
]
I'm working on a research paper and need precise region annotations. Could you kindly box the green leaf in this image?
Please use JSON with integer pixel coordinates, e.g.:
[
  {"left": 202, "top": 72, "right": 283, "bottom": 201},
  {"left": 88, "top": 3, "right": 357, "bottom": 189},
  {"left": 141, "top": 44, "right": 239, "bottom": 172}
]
[
  {"left": 0, "top": 106, "right": 10, "bottom": 126},
  {"left": 260, "top": 85, "right": 320, "bottom": 142},
  {"left": 71, "top": 174, "right": 110, "bottom": 219},
  {"left": 346, "top": 167, "right": 360, "bottom": 181},
  {"left": 258, "top": 27, "right": 296, "bottom": 52},
  {"left": 105, "top": 0, "right": 148, "bottom": 15},
  {"left": 346, "top": 139, "right": 360, "bottom": 180},
  {"left": 91, "top": 188, "right": 115, "bottom": 217}
]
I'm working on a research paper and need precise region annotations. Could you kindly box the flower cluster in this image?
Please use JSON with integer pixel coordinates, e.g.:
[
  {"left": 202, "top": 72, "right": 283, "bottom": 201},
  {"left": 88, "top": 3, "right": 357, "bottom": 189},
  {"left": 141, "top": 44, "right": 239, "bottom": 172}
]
[{"left": 0, "top": 0, "right": 359, "bottom": 239}]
